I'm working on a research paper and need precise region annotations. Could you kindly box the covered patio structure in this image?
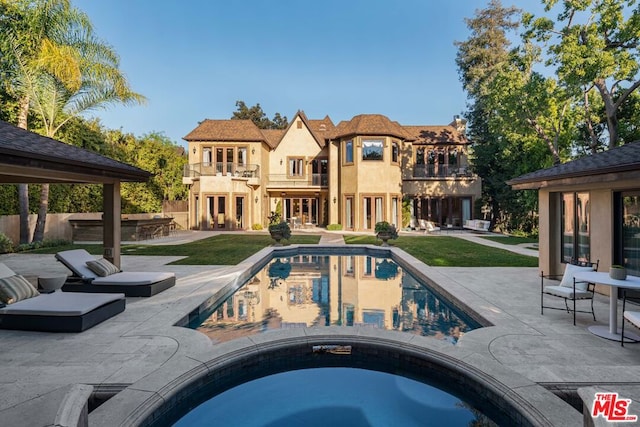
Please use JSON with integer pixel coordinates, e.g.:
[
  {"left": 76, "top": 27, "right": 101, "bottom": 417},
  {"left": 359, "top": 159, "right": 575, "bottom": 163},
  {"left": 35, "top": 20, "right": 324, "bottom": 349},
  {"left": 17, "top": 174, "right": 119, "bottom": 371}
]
[
  {"left": 508, "top": 141, "right": 640, "bottom": 282},
  {"left": 0, "top": 120, "right": 151, "bottom": 267}
]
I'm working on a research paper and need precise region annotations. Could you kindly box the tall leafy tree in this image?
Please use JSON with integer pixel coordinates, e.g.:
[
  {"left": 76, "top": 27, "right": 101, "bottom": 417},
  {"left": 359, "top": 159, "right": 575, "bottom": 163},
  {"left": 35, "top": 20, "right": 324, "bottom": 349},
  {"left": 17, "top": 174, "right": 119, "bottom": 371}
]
[
  {"left": 231, "top": 100, "right": 289, "bottom": 129},
  {"left": 525, "top": 0, "right": 640, "bottom": 148},
  {"left": 455, "top": 0, "right": 536, "bottom": 231},
  {"left": 1, "top": 0, "right": 145, "bottom": 242}
]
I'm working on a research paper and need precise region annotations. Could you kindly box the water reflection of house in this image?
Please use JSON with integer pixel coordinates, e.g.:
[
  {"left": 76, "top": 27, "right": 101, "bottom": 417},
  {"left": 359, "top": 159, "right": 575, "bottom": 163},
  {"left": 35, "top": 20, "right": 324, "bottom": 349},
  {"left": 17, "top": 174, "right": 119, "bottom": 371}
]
[
  {"left": 183, "top": 112, "right": 481, "bottom": 231},
  {"left": 198, "top": 255, "right": 470, "bottom": 343}
]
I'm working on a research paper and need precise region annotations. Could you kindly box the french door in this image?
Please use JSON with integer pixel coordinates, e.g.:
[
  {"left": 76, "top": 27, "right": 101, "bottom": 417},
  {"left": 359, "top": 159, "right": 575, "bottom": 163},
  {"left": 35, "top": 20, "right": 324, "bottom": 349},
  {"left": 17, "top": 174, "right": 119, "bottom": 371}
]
[{"left": 207, "top": 195, "right": 226, "bottom": 229}]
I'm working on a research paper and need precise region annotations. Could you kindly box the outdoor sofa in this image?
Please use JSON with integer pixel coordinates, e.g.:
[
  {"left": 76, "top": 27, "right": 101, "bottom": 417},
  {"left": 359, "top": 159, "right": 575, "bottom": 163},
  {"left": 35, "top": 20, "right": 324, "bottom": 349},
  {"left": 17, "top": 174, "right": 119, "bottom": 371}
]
[
  {"left": 463, "top": 219, "right": 491, "bottom": 232},
  {"left": 56, "top": 249, "right": 175, "bottom": 297},
  {"left": 0, "top": 263, "right": 125, "bottom": 332}
]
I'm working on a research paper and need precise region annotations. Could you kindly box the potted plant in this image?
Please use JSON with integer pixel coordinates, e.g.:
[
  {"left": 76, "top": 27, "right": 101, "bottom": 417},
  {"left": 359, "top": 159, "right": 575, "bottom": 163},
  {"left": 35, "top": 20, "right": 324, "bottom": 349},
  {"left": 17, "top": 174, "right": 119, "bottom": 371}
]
[
  {"left": 268, "top": 211, "right": 291, "bottom": 246},
  {"left": 609, "top": 265, "right": 627, "bottom": 281},
  {"left": 375, "top": 221, "right": 398, "bottom": 247}
]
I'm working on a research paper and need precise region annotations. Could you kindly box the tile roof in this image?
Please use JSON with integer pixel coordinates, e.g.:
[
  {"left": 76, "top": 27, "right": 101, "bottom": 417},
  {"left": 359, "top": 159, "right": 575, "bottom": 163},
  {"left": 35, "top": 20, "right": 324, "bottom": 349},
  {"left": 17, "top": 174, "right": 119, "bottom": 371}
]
[
  {"left": 403, "top": 125, "right": 468, "bottom": 144},
  {"left": 331, "top": 114, "right": 414, "bottom": 140},
  {"left": 507, "top": 141, "right": 640, "bottom": 187},
  {"left": 183, "top": 119, "right": 266, "bottom": 142},
  {"left": 0, "top": 120, "right": 151, "bottom": 183},
  {"left": 261, "top": 129, "right": 285, "bottom": 149}
]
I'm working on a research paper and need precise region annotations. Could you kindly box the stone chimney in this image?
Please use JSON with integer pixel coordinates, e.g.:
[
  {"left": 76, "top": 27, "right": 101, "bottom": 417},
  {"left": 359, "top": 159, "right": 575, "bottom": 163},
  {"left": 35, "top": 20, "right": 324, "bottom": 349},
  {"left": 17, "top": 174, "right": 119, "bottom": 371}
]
[{"left": 451, "top": 115, "right": 467, "bottom": 134}]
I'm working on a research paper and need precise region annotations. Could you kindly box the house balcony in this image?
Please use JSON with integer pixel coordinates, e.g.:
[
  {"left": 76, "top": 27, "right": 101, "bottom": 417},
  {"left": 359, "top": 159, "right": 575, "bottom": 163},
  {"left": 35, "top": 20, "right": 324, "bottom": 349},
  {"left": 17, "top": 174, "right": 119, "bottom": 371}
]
[
  {"left": 183, "top": 162, "right": 260, "bottom": 185},
  {"left": 411, "top": 165, "right": 474, "bottom": 179},
  {"left": 266, "top": 174, "right": 328, "bottom": 190}
]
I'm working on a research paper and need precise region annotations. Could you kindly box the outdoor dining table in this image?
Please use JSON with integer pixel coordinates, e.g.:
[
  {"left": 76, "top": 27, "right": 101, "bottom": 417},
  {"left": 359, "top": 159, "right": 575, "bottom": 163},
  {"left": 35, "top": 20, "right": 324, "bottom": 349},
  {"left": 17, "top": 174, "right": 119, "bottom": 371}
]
[{"left": 573, "top": 271, "right": 640, "bottom": 342}]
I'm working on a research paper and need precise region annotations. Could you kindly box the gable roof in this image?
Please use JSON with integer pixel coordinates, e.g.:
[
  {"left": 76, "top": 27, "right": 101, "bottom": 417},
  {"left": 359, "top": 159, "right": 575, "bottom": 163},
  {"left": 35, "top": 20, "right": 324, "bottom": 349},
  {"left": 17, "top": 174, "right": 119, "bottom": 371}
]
[
  {"left": 0, "top": 120, "right": 151, "bottom": 184},
  {"left": 331, "top": 114, "right": 414, "bottom": 141},
  {"left": 403, "top": 125, "right": 468, "bottom": 145},
  {"left": 183, "top": 119, "right": 266, "bottom": 142},
  {"left": 507, "top": 141, "right": 640, "bottom": 189}
]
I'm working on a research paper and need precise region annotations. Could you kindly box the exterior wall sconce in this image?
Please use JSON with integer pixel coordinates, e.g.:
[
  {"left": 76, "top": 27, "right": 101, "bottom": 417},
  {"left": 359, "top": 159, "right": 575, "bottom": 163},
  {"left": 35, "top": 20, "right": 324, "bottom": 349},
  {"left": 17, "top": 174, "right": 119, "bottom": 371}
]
[
  {"left": 252, "top": 148, "right": 255, "bottom": 155},
  {"left": 255, "top": 196, "right": 258, "bottom": 203},
  {"left": 333, "top": 197, "right": 337, "bottom": 204},
  {"left": 192, "top": 147, "right": 196, "bottom": 154},
  {"left": 280, "top": 159, "right": 283, "bottom": 165}
]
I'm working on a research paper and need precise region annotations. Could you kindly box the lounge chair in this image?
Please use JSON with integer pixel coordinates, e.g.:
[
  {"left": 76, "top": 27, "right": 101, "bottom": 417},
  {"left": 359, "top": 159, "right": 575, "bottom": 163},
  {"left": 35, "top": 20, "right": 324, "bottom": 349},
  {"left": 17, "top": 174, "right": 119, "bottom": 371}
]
[
  {"left": 0, "top": 263, "right": 125, "bottom": 332},
  {"left": 56, "top": 249, "right": 175, "bottom": 297},
  {"left": 418, "top": 219, "right": 441, "bottom": 233},
  {"left": 540, "top": 259, "right": 599, "bottom": 325},
  {"left": 621, "top": 289, "right": 640, "bottom": 347}
]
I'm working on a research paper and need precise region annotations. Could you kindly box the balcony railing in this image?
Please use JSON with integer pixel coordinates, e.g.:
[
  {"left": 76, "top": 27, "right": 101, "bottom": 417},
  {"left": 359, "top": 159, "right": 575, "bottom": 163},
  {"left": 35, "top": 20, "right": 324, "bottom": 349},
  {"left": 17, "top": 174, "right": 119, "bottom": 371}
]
[
  {"left": 184, "top": 162, "right": 260, "bottom": 178},
  {"left": 267, "top": 173, "right": 328, "bottom": 187},
  {"left": 412, "top": 165, "right": 474, "bottom": 178}
]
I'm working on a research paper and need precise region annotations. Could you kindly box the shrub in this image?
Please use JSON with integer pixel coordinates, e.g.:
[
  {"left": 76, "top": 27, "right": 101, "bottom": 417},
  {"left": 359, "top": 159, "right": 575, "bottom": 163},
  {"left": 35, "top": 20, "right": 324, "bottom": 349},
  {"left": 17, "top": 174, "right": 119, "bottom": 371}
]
[
  {"left": 14, "top": 238, "right": 71, "bottom": 252},
  {"left": 0, "top": 233, "right": 13, "bottom": 254},
  {"left": 327, "top": 224, "right": 342, "bottom": 231},
  {"left": 252, "top": 223, "right": 263, "bottom": 230}
]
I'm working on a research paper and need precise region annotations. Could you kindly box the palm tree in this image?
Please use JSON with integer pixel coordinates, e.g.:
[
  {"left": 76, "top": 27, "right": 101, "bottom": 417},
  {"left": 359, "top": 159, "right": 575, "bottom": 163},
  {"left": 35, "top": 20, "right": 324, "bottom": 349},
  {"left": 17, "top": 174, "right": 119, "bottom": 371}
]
[{"left": 2, "top": 0, "right": 145, "bottom": 242}]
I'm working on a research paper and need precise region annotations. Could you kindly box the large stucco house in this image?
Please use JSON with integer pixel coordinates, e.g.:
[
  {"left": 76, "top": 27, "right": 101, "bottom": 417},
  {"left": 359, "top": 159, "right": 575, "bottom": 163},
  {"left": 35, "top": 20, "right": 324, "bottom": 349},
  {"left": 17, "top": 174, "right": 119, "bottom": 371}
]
[{"left": 183, "top": 111, "right": 481, "bottom": 232}]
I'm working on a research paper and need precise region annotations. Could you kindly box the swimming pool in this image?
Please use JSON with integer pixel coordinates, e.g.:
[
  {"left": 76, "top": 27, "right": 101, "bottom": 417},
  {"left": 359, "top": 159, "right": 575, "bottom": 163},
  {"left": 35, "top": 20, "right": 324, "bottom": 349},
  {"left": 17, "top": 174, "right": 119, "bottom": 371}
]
[
  {"left": 191, "top": 249, "right": 481, "bottom": 344},
  {"left": 173, "top": 367, "right": 497, "bottom": 426},
  {"left": 129, "top": 247, "right": 572, "bottom": 427}
]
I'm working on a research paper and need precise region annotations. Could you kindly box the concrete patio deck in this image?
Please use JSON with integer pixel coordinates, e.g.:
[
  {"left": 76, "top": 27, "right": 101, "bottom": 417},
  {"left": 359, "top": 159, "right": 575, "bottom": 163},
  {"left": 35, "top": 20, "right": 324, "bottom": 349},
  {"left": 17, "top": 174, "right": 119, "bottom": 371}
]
[{"left": 0, "top": 230, "right": 638, "bottom": 426}]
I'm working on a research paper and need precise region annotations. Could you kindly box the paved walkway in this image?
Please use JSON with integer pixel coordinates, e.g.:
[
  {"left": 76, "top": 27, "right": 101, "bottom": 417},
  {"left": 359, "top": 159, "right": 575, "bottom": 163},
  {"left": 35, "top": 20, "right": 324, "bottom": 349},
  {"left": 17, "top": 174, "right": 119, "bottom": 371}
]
[{"left": 1, "top": 230, "right": 639, "bottom": 427}]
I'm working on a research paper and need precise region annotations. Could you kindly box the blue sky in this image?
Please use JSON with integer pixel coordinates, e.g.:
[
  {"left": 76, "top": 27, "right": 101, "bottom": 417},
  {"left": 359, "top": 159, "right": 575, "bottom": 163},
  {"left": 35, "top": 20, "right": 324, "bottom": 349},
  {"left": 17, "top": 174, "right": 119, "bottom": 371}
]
[{"left": 72, "top": 1, "right": 545, "bottom": 148}]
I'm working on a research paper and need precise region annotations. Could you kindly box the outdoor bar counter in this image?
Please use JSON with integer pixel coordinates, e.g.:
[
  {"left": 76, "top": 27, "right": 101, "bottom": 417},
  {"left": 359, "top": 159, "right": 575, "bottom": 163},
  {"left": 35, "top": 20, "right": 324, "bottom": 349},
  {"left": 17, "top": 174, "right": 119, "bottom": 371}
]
[{"left": 69, "top": 216, "right": 173, "bottom": 242}]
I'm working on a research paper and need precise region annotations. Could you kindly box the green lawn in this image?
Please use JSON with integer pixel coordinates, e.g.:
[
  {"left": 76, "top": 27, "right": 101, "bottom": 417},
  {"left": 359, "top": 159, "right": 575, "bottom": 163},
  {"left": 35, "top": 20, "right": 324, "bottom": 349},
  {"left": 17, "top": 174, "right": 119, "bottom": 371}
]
[
  {"left": 480, "top": 235, "right": 538, "bottom": 246},
  {"left": 344, "top": 235, "right": 538, "bottom": 267},
  {"left": 25, "top": 233, "right": 538, "bottom": 267},
  {"left": 27, "top": 234, "right": 321, "bottom": 265}
]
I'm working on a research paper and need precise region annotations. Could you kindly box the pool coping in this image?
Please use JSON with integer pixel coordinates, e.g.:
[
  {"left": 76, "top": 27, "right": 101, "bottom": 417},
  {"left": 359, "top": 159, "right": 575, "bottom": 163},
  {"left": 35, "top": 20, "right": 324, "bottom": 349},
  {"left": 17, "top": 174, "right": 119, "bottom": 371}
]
[{"left": 85, "top": 245, "right": 583, "bottom": 426}]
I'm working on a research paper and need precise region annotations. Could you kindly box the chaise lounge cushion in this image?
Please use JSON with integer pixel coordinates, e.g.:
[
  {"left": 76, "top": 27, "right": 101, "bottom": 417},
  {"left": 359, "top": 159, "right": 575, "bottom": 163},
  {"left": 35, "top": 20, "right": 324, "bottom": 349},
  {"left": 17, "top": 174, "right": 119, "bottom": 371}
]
[
  {"left": 0, "top": 275, "right": 40, "bottom": 304},
  {"left": 86, "top": 258, "right": 120, "bottom": 277},
  {"left": 56, "top": 249, "right": 176, "bottom": 297},
  {"left": 0, "top": 291, "right": 124, "bottom": 316},
  {"left": 92, "top": 271, "right": 175, "bottom": 286}
]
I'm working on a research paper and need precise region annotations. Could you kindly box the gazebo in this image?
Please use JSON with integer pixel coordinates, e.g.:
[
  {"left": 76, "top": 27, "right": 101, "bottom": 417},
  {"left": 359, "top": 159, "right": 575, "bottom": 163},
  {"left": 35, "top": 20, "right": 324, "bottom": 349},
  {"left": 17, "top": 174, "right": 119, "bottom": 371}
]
[{"left": 0, "top": 120, "right": 152, "bottom": 267}]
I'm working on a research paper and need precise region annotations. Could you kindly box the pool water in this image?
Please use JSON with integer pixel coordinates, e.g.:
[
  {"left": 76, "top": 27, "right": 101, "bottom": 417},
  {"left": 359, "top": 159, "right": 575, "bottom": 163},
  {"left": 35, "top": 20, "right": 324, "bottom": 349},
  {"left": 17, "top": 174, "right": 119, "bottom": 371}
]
[
  {"left": 195, "top": 254, "right": 479, "bottom": 344},
  {"left": 173, "top": 367, "right": 497, "bottom": 427}
]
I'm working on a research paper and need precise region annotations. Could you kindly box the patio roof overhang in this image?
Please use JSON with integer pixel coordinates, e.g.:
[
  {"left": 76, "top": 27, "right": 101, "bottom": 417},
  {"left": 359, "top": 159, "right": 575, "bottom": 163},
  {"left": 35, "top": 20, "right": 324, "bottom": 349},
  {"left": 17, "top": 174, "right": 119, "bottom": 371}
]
[
  {"left": 507, "top": 141, "right": 640, "bottom": 190},
  {"left": 0, "top": 120, "right": 151, "bottom": 184}
]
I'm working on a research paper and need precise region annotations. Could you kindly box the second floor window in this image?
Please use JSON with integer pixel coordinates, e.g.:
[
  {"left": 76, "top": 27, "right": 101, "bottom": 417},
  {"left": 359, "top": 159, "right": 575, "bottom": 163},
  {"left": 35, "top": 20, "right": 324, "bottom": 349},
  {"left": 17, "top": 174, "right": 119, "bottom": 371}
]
[
  {"left": 289, "top": 158, "right": 304, "bottom": 176},
  {"left": 392, "top": 142, "right": 399, "bottom": 163},
  {"left": 362, "top": 140, "right": 383, "bottom": 161},
  {"left": 345, "top": 140, "right": 353, "bottom": 163}
]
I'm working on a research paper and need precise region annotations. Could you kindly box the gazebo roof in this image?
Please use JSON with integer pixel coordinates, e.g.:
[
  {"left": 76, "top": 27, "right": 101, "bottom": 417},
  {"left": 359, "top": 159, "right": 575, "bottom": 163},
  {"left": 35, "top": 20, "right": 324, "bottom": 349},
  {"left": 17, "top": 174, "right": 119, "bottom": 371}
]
[{"left": 0, "top": 120, "right": 151, "bottom": 184}]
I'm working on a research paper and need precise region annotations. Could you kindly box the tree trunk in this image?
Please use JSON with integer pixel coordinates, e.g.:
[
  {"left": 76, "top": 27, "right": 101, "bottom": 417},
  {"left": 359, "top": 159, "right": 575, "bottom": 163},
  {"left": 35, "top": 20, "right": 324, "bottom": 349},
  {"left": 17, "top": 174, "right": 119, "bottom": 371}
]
[
  {"left": 18, "top": 184, "right": 30, "bottom": 244},
  {"left": 32, "top": 183, "right": 49, "bottom": 242},
  {"left": 594, "top": 79, "right": 619, "bottom": 147},
  {"left": 17, "top": 96, "right": 30, "bottom": 244}
]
